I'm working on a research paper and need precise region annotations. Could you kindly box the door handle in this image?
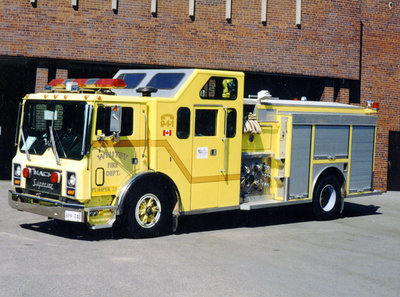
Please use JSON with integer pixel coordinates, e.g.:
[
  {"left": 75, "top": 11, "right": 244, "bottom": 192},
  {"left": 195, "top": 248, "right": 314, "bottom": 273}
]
[{"left": 211, "top": 149, "right": 217, "bottom": 156}]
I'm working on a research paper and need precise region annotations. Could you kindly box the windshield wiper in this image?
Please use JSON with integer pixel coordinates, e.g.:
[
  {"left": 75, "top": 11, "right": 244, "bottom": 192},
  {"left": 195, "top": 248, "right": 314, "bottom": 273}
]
[
  {"left": 49, "top": 125, "right": 61, "bottom": 165},
  {"left": 48, "top": 109, "right": 62, "bottom": 166},
  {"left": 53, "top": 129, "right": 67, "bottom": 158},
  {"left": 20, "top": 127, "right": 31, "bottom": 161},
  {"left": 81, "top": 104, "right": 92, "bottom": 155}
]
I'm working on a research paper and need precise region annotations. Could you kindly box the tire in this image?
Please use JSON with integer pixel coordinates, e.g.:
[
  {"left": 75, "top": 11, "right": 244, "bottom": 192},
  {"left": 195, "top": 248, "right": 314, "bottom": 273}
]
[
  {"left": 313, "top": 176, "right": 342, "bottom": 220},
  {"left": 123, "top": 184, "right": 172, "bottom": 238}
]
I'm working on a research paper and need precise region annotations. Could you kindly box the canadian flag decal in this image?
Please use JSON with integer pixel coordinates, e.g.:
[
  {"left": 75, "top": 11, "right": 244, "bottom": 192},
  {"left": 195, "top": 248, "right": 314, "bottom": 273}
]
[{"left": 163, "top": 130, "right": 172, "bottom": 136}]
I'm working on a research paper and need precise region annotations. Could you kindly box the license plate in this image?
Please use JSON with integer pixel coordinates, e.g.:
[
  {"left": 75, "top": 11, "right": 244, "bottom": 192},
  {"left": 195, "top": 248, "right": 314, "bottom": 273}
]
[{"left": 65, "top": 210, "right": 83, "bottom": 222}]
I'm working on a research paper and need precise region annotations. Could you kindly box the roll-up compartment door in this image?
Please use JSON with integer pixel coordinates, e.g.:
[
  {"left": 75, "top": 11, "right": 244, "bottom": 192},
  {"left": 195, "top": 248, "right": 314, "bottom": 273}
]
[
  {"left": 289, "top": 125, "right": 312, "bottom": 199},
  {"left": 349, "top": 126, "right": 375, "bottom": 192},
  {"left": 314, "top": 126, "right": 349, "bottom": 159}
]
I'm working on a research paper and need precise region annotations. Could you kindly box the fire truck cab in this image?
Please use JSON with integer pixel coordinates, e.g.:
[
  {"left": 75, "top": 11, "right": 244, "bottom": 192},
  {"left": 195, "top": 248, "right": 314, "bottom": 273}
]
[{"left": 9, "top": 69, "right": 378, "bottom": 237}]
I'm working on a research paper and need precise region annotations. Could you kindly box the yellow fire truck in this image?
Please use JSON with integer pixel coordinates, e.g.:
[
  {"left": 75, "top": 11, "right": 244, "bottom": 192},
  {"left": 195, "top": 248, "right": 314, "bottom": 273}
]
[{"left": 9, "top": 69, "right": 378, "bottom": 237}]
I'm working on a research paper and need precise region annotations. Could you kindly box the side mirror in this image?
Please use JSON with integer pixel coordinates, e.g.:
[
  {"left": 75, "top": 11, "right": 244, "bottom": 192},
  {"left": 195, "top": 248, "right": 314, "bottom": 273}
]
[{"left": 110, "top": 106, "right": 121, "bottom": 143}]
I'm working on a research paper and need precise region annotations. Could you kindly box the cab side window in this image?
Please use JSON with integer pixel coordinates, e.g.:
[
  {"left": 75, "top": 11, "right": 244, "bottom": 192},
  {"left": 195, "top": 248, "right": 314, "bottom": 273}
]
[
  {"left": 199, "top": 77, "right": 238, "bottom": 100},
  {"left": 227, "top": 109, "right": 237, "bottom": 138},
  {"left": 177, "top": 108, "right": 190, "bottom": 139},
  {"left": 195, "top": 110, "right": 217, "bottom": 136},
  {"left": 96, "top": 107, "right": 133, "bottom": 137}
]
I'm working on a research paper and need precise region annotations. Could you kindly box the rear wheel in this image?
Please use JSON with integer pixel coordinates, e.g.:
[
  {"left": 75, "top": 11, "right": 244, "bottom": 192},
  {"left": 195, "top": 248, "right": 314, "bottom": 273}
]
[
  {"left": 123, "top": 185, "right": 172, "bottom": 238},
  {"left": 313, "top": 176, "right": 342, "bottom": 220}
]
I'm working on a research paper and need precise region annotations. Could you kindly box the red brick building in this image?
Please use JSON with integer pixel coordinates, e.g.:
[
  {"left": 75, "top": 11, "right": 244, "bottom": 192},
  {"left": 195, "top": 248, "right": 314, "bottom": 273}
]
[{"left": 0, "top": 0, "right": 399, "bottom": 190}]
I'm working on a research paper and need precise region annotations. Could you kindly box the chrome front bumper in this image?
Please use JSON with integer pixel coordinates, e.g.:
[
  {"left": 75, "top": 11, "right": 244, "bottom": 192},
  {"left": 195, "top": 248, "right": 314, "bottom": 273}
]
[{"left": 8, "top": 190, "right": 117, "bottom": 229}]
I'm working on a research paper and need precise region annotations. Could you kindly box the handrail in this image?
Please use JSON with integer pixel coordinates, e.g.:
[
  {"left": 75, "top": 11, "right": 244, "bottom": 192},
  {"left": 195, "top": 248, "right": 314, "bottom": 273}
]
[
  {"left": 142, "top": 109, "right": 148, "bottom": 169},
  {"left": 221, "top": 106, "right": 228, "bottom": 173}
]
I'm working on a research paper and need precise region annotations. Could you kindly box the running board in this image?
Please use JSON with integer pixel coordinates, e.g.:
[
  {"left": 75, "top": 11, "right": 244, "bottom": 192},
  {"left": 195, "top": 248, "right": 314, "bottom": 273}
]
[{"left": 240, "top": 199, "right": 311, "bottom": 210}]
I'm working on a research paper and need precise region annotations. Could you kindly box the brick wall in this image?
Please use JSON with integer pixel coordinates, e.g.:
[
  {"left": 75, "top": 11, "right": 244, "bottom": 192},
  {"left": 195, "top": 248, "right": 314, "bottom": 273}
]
[
  {"left": 361, "top": 0, "right": 400, "bottom": 190},
  {"left": 35, "top": 68, "right": 48, "bottom": 93},
  {"left": 0, "top": 0, "right": 360, "bottom": 78}
]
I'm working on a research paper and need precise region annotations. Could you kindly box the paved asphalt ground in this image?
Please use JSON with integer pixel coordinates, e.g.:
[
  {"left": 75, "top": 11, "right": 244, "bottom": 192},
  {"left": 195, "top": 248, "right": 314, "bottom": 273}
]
[{"left": 1, "top": 180, "right": 400, "bottom": 297}]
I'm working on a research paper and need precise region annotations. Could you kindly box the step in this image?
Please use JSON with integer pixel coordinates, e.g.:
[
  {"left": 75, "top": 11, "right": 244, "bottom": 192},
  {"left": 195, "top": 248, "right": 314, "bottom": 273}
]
[{"left": 240, "top": 198, "right": 310, "bottom": 210}]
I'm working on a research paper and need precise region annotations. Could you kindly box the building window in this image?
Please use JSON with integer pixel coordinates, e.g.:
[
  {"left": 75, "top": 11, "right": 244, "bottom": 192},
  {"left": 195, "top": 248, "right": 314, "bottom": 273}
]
[
  {"left": 226, "top": 0, "right": 232, "bottom": 22},
  {"left": 151, "top": 0, "right": 157, "bottom": 16},
  {"left": 261, "top": 0, "right": 268, "bottom": 24},
  {"left": 296, "top": 0, "right": 302, "bottom": 28},
  {"left": 189, "top": 0, "right": 195, "bottom": 20}
]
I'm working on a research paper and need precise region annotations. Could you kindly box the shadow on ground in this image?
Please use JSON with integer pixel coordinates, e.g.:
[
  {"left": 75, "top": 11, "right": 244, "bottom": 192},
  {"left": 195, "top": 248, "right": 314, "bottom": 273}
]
[{"left": 20, "top": 201, "right": 381, "bottom": 241}]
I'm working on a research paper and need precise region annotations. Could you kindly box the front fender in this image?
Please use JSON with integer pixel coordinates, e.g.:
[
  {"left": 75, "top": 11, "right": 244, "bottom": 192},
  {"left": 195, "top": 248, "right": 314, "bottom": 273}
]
[
  {"left": 115, "top": 170, "right": 155, "bottom": 215},
  {"left": 115, "top": 170, "right": 180, "bottom": 216}
]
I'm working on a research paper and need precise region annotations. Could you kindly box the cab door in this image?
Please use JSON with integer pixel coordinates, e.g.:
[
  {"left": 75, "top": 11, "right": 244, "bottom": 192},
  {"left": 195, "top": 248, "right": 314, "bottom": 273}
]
[
  {"left": 90, "top": 103, "right": 143, "bottom": 197},
  {"left": 190, "top": 105, "right": 224, "bottom": 209},
  {"left": 190, "top": 105, "right": 241, "bottom": 210}
]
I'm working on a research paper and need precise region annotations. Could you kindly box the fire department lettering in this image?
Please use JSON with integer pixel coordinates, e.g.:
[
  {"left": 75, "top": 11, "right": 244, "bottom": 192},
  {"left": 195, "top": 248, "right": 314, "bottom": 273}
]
[
  {"left": 97, "top": 151, "right": 128, "bottom": 161},
  {"left": 92, "top": 186, "right": 118, "bottom": 194}
]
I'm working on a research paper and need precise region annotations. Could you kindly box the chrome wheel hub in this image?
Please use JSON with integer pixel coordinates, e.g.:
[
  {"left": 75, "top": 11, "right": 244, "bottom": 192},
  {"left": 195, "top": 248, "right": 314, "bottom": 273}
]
[
  {"left": 319, "top": 184, "right": 336, "bottom": 212},
  {"left": 135, "top": 194, "right": 161, "bottom": 228}
]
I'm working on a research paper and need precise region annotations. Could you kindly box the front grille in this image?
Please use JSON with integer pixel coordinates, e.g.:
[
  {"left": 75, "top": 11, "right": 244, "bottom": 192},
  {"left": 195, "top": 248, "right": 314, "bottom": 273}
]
[
  {"left": 24, "top": 189, "right": 60, "bottom": 200},
  {"left": 25, "top": 167, "right": 62, "bottom": 195},
  {"left": 19, "top": 188, "right": 83, "bottom": 206}
]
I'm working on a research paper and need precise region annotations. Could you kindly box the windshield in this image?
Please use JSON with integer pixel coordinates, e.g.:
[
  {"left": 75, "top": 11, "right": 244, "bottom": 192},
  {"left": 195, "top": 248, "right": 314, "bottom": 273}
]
[
  {"left": 117, "top": 73, "right": 146, "bottom": 88},
  {"left": 146, "top": 73, "right": 185, "bottom": 89},
  {"left": 20, "top": 100, "right": 91, "bottom": 160}
]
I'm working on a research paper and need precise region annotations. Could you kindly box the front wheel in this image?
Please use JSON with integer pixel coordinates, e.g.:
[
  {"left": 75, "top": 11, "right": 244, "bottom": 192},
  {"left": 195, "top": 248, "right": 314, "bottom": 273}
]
[
  {"left": 124, "top": 186, "right": 172, "bottom": 238},
  {"left": 313, "top": 176, "right": 342, "bottom": 220},
  {"left": 135, "top": 193, "right": 162, "bottom": 229}
]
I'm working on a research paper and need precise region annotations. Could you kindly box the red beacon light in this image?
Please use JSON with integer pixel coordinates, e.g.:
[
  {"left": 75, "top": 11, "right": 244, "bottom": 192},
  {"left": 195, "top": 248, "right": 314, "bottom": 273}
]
[
  {"left": 45, "top": 78, "right": 126, "bottom": 92},
  {"left": 48, "top": 79, "right": 66, "bottom": 87},
  {"left": 367, "top": 100, "right": 379, "bottom": 111},
  {"left": 72, "top": 79, "right": 89, "bottom": 87},
  {"left": 94, "top": 79, "right": 127, "bottom": 89}
]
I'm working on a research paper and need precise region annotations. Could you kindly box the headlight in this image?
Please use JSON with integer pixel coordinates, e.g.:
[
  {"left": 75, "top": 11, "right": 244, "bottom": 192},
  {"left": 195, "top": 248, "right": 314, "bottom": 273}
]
[
  {"left": 14, "top": 164, "right": 21, "bottom": 177},
  {"left": 66, "top": 172, "right": 77, "bottom": 197},
  {"left": 68, "top": 173, "right": 76, "bottom": 187}
]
